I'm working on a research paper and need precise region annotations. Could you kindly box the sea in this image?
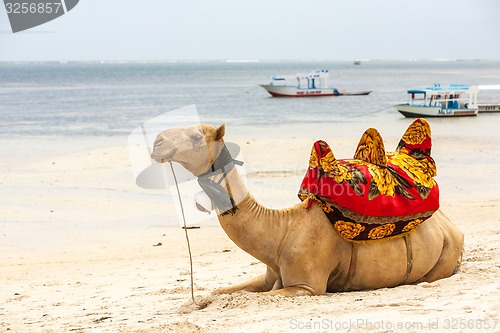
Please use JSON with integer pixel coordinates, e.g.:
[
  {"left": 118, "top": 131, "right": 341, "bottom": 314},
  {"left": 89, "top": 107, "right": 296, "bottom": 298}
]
[{"left": 1, "top": 60, "right": 500, "bottom": 139}]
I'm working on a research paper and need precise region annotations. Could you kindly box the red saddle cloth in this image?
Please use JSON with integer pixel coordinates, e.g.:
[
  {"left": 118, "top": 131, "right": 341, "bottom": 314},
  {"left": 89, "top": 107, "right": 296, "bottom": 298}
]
[{"left": 298, "top": 118, "right": 439, "bottom": 242}]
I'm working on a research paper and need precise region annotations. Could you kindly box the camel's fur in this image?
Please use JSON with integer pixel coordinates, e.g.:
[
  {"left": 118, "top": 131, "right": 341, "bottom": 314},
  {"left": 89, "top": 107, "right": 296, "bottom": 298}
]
[{"left": 151, "top": 124, "right": 464, "bottom": 296}]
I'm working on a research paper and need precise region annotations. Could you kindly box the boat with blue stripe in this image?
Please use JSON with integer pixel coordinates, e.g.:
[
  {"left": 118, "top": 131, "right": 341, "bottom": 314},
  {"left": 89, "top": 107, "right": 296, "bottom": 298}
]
[{"left": 394, "top": 84, "right": 479, "bottom": 117}]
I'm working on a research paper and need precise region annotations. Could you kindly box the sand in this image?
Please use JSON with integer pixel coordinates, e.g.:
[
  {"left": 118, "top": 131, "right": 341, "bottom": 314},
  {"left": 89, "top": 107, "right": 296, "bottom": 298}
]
[{"left": 1, "top": 119, "right": 499, "bottom": 333}]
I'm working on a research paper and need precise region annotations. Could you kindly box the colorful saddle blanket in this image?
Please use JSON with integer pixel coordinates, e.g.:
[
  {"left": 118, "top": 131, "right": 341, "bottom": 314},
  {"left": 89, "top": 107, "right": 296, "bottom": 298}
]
[{"left": 298, "top": 118, "right": 439, "bottom": 242}]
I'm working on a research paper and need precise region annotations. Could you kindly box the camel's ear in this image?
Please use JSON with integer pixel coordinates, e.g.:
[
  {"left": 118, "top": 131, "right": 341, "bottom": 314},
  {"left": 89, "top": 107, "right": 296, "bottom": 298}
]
[{"left": 215, "top": 124, "right": 225, "bottom": 141}]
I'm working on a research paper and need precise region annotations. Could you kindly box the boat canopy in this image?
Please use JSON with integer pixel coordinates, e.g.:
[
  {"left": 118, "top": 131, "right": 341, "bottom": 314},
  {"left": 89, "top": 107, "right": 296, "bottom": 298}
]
[
  {"left": 269, "top": 69, "right": 330, "bottom": 89},
  {"left": 407, "top": 83, "right": 474, "bottom": 95},
  {"left": 296, "top": 69, "right": 329, "bottom": 80}
]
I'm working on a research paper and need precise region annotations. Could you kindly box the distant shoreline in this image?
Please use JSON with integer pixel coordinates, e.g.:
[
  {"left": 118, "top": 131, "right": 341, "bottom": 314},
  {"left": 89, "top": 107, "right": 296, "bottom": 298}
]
[{"left": 1, "top": 58, "right": 500, "bottom": 65}]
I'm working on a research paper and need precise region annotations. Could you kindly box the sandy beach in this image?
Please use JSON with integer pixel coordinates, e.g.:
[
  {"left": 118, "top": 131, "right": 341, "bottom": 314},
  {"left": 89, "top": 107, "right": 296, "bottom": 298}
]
[{"left": 1, "top": 118, "right": 499, "bottom": 333}]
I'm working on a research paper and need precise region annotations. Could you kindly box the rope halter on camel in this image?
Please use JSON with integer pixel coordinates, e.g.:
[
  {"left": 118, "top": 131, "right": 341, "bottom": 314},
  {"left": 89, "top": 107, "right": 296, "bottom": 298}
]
[{"left": 196, "top": 144, "right": 244, "bottom": 216}]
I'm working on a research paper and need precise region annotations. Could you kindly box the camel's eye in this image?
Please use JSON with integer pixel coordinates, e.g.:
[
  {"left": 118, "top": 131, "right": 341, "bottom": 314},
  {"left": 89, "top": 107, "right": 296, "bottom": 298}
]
[{"left": 190, "top": 131, "right": 204, "bottom": 143}]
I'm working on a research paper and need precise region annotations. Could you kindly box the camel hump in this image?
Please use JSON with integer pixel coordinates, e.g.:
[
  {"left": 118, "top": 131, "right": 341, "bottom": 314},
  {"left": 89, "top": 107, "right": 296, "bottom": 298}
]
[
  {"left": 396, "top": 118, "right": 432, "bottom": 159},
  {"left": 353, "top": 128, "right": 387, "bottom": 166}
]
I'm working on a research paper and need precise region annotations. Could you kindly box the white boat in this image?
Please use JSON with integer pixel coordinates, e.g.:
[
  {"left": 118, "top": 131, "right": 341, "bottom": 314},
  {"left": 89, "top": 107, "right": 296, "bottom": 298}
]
[
  {"left": 260, "top": 69, "right": 372, "bottom": 97},
  {"left": 260, "top": 69, "right": 334, "bottom": 97},
  {"left": 394, "top": 84, "right": 479, "bottom": 117}
]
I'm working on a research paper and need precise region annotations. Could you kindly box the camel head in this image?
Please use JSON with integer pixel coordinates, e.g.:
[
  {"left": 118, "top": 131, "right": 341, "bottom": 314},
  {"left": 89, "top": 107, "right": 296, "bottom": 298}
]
[{"left": 151, "top": 124, "right": 226, "bottom": 176}]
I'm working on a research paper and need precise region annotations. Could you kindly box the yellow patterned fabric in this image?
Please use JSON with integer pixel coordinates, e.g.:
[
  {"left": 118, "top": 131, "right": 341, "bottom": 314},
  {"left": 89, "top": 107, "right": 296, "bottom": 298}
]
[{"left": 299, "top": 118, "right": 438, "bottom": 242}]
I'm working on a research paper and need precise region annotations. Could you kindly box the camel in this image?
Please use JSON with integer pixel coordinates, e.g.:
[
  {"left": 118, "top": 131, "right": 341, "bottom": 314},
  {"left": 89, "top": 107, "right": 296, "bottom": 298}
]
[{"left": 151, "top": 121, "right": 464, "bottom": 297}]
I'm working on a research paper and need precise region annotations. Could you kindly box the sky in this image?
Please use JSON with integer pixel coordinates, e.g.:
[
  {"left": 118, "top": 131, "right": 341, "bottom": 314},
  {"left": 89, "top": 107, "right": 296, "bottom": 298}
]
[{"left": 1, "top": 0, "right": 500, "bottom": 61}]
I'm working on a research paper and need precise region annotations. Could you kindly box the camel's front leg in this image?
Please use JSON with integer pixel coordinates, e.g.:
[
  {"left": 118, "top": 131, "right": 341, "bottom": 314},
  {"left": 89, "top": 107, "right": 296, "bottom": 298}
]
[{"left": 212, "top": 267, "right": 278, "bottom": 295}]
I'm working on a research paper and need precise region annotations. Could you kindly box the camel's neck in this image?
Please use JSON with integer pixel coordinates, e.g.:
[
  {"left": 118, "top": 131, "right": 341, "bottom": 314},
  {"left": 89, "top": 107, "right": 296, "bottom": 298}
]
[{"left": 205, "top": 165, "right": 288, "bottom": 267}]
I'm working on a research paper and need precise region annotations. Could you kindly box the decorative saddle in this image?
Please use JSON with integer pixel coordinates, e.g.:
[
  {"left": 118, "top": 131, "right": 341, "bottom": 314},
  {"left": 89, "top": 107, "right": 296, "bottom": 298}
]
[{"left": 298, "top": 118, "right": 439, "bottom": 242}]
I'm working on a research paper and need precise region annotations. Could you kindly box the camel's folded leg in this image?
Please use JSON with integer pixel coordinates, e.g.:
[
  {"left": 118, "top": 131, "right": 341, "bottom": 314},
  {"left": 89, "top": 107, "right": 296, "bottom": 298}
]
[
  {"left": 261, "top": 285, "right": 315, "bottom": 297},
  {"left": 211, "top": 274, "right": 270, "bottom": 295},
  {"left": 212, "top": 267, "right": 278, "bottom": 295}
]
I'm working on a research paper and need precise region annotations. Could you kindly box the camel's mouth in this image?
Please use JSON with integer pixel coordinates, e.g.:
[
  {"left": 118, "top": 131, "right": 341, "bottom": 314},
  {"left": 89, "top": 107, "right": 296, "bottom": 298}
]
[{"left": 151, "top": 147, "right": 176, "bottom": 164}]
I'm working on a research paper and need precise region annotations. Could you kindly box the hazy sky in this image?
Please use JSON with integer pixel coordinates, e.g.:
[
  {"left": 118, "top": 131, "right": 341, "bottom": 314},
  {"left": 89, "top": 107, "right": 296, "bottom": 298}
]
[{"left": 1, "top": 0, "right": 499, "bottom": 61}]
